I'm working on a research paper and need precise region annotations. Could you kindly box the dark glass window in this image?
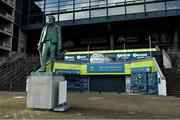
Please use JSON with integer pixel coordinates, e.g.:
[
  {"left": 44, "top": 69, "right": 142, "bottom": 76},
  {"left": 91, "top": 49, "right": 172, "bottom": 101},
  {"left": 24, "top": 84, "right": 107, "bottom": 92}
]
[
  {"left": 59, "top": 0, "right": 73, "bottom": 11},
  {"left": 75, "top": 11, "right": 89, "bottom": 19},
  {"left": 45, "top": 0, "right": 58, "bottom": 14},
  {"left": 146, "top": 2, "right": 165, "bottom": 12},
  {"left": 75, "top": 0, "right": 89, "bottom": 9},
  {"left": 166, "top": 0, "right": 180, "bottom": 10},
  {"left": 126, "top": 4, "right": 144, "bottom": 14},
  {"left": 23, "top": 0, "right": 180, "bottom": 24},
  {"left": 108, "top": 6, "right": 125, "bottom": 16}
]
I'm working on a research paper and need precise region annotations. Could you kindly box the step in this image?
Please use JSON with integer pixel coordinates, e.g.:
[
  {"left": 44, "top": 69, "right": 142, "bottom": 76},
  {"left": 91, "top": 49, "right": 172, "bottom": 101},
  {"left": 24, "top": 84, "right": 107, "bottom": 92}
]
[
  {"left": 167, "top": 82, "right": 180, "bottom": 84},
  {"left": 167, "top": 92, "right": 180, "bottom": 94},
  {"left": 167, "top": 83, "right": 180, "bottom": 84},
  {"left": 167, "top": 90, "right": 180, "bottom": 92},
  {"left": 168, "top": 95, "right": 180, "bottom": 97},
  {"left": 167, "top": 88, "right": 180, "bottom": 90},
  {"left": 167, "top": 94, "right": 180, "bottom": 96},
  {"left": 167, "top": 84, "right": 180, "bottom": 86}
]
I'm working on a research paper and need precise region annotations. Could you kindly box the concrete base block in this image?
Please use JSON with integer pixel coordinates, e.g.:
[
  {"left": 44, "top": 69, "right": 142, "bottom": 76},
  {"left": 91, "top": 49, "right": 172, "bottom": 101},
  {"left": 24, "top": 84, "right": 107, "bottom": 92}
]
[{"left": 26, "top": 72, "right": 65, "bottom": 109}]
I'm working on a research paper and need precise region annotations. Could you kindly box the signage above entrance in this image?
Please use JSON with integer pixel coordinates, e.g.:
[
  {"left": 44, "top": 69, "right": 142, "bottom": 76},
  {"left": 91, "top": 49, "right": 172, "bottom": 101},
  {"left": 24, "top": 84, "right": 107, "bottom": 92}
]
[
  {"left": 64, "top": 48, "right": 161, "bottom": 63},
  {"left": 56, "top": 69, "right": 80, "bottom": 75},
  {"left": 87, "top": 63, "right": 125, "bottom": 73},
  {"left": 131, "top": 67, "right": 152, "bottom": 73}
]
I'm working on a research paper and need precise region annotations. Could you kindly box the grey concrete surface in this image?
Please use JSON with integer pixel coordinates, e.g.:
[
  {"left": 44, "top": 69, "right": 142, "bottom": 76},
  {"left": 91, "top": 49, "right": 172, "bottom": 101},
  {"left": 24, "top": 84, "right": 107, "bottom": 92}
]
[{"left": 0, "top": 91, "right": 180, "bottom": 119}]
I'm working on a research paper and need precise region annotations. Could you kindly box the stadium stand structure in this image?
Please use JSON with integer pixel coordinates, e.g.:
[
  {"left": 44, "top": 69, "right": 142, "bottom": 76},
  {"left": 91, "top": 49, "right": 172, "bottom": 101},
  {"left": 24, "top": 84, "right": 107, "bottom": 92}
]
[
  {"left": 0, "top": 54, "right": 40, "bottom": 90},
  {"left": 163, "top": 50, "right": 180, "bottom": 97},
  {"left": 0, "top": 49, "right": 179, "bottom": 98}
]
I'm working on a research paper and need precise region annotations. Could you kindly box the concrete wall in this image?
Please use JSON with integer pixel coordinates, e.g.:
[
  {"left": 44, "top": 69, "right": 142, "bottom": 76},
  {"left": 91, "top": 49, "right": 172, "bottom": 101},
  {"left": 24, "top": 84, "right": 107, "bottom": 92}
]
[{"left": 18, "top": 31, "right": 27, "bottom": 53}]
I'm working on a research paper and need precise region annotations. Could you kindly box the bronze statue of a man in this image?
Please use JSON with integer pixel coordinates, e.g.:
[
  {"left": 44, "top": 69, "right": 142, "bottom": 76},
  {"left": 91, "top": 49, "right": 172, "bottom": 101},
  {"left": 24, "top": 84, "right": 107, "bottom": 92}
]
[{"left": 38, "top": 15, "right": 62, "bottom": 72}]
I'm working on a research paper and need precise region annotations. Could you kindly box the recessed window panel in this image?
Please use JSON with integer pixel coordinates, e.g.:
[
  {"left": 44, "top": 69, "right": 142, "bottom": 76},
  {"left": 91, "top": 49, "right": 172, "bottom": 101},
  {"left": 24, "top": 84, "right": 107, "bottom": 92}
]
[
  {"left": 145, "top": 0, "right": 157, "bottom": 2},
  {"left": 91, "top": 0, "right": 106, "bottom": 8},
  {"left": 108, "top": 6, "right": 125, "bottom": 16},
  {"left": 108, "top": 0, "right": 124, "bottom": 5},
  {"left": 146, "top": 2, "right": 165, "bottom": 12},
  {"left": 59, "top": 0, "right": 73, "bottom": 11},
  {"left": 75, "top": 11, "right": 89, "bottom": 19},
  {"left": 45, "top": 0, "right": 58, "bottom": 14},
  {"left": 167, "top": 0, "right": 180, "bottom": 10},
  {"left": 126, "top": 0, "right": 144, "bottom": 4},
  {"left": 59, "top": 13, "right": 73, "bottom": 21},
  {"left": 126, "top": 4, "right": 144, "bottom": 14},
  {"left": 91, "top": 9, "right": 107, "bottom": 18},
  {"left": 75, "top": 0, "right": 89, "bottom": 9}
]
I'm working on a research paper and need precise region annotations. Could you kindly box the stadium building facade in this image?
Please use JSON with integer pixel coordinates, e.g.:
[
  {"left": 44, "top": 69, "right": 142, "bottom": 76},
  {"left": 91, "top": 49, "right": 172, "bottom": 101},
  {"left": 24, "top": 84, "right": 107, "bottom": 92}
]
[
  {"left": 21, "top": 0, "right": 180, "bottom": 53},
  {"left": 19, "top": 0, "right": 180, "bottom": 94},
  {"left": 0, "top": 0, "right": 180, "bottom": 95}
]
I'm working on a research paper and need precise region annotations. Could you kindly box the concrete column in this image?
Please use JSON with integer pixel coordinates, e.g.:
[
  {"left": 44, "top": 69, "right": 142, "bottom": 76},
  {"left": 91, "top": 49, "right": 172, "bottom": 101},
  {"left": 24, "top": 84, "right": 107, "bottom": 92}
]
[
  {"left": 110, "top": 34, "right": 114, "bottom": 50},
  {"left": 173, "top": 29, "right": 179, "bottom": 51},
  {"left": 18, "top": 31, "right": 27, "bottom": 53},
  {"left": 125, "top": 76, "right": 131, "bottom": 93}
]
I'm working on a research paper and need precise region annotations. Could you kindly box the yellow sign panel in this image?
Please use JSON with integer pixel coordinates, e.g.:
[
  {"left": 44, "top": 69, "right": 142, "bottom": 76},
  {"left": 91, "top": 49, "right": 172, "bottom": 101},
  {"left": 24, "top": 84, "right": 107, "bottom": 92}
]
[
  {"left": 65, "top": 48, "right": 157, "bottom": 55},
  {"left": 46, "top": 59, "right": 156, "bottom": 75}
]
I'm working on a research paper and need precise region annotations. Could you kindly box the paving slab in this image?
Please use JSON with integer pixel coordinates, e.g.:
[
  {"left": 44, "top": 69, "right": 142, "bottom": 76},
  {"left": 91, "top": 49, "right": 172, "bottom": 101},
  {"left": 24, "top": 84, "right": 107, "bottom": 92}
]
[{"left": 0, "top": 91, "right": 180, "bottom": 119}]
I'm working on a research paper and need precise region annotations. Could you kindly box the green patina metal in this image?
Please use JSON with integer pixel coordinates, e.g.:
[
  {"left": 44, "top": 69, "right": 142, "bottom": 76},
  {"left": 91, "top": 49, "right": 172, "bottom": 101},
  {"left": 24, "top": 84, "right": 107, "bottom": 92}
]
[{"left": 38, "top": 15, "right": 62, "bottom": 72}]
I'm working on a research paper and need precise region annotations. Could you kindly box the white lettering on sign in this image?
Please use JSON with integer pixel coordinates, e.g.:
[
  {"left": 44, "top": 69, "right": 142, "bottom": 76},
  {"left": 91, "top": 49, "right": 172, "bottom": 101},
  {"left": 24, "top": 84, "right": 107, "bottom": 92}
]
[
  {"left": 77, "top": 55, "right": 87, "bottom": 60},
  {"left": 117, "top": 54, "right": 131, "bottom": 58},
  {"left": 133, "top": 53, "right": 148, "bottom": 57},
  {"left": 65, "top": 56, "right": 75, "bottom": 60}
]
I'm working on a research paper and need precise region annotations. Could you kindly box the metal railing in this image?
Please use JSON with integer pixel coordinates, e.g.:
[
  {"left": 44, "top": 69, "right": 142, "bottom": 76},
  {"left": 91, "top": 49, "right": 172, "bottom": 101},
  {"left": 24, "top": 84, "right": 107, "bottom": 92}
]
[
  {"left": 1, "top": 0, "right": 15, "bottom": 8},
  {"left": 0, "top": 25, "right": 13, "bottom": 36},
  {"left": 162, "top": 49, "right": 172, "bottom": 68},
  {"left": 153, "top": 57, "right": 166, "bottom": 80},
  {"left": 0, "top": 55, "right": 40, "bottom": 90},
  {"left": 5, "top": 13, "right": 13, "bottom": 21},
  {"left": 8, "top": 0, "right": 15, "bottom": 7},
  {"left": 4, "top": 27, "right": 12, "bottom": 34},
  {"left": 0, "top": 41, "right": 11, "bottom": 50},
  {"left": 165, "top": 48, "right": 180, "bottom": 70},
  {"left": 0, "top": 57, "right": 7, "bottom": 66}
]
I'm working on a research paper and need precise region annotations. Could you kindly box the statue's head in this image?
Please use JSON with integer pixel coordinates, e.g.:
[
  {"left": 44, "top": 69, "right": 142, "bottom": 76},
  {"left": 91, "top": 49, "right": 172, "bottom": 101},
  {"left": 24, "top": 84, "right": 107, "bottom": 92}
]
[{"left": 48, "top": 15, "right": 55, "bottom": 24}]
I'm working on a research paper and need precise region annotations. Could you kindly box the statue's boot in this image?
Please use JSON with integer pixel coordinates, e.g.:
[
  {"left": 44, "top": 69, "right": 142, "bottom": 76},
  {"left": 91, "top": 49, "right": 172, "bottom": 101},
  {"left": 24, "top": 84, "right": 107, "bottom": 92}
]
[
  {"left": 50, "top": 59, "right": 54, "bottom": 72},
  {"left": 39, "top": 58, "right": 47, "bottom": 72},
  {"left": 38, "top": 66, "right": 46, "bottom": 72}
]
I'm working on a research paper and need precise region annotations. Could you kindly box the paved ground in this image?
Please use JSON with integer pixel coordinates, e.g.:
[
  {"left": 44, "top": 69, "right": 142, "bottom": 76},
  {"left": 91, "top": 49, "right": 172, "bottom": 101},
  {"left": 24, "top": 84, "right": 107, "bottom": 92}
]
[{"left": 0, "top": 91, "right": 180, "bottom": 119}]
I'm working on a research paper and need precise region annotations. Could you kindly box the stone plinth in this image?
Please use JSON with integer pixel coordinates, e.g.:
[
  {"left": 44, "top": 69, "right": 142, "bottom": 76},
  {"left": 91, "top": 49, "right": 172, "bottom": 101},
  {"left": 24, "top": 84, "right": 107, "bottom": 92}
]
[{"left": 26, "top": 72, "right": 64, "bottom": 109}]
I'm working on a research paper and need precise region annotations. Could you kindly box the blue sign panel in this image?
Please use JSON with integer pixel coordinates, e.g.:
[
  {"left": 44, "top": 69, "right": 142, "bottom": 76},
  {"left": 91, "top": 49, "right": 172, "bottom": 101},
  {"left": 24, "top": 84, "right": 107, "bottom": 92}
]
[
  {"left": 64, "top": 55, "right": 76, "bottom": 62},
  {"left": 131, "top": 67, "right": 151, "bottom": 73},
  {"left": 56, "top": 69, "right": 80, "bottom": 75},
  {"left": 64, "top": 54, "right": 89, "bottom": 63},
  {"left": 87, "top": 63, "right": 124, "bottom": 73},
  {"left": 116, "top": 52, "right": 152, "bottom": 61}
]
